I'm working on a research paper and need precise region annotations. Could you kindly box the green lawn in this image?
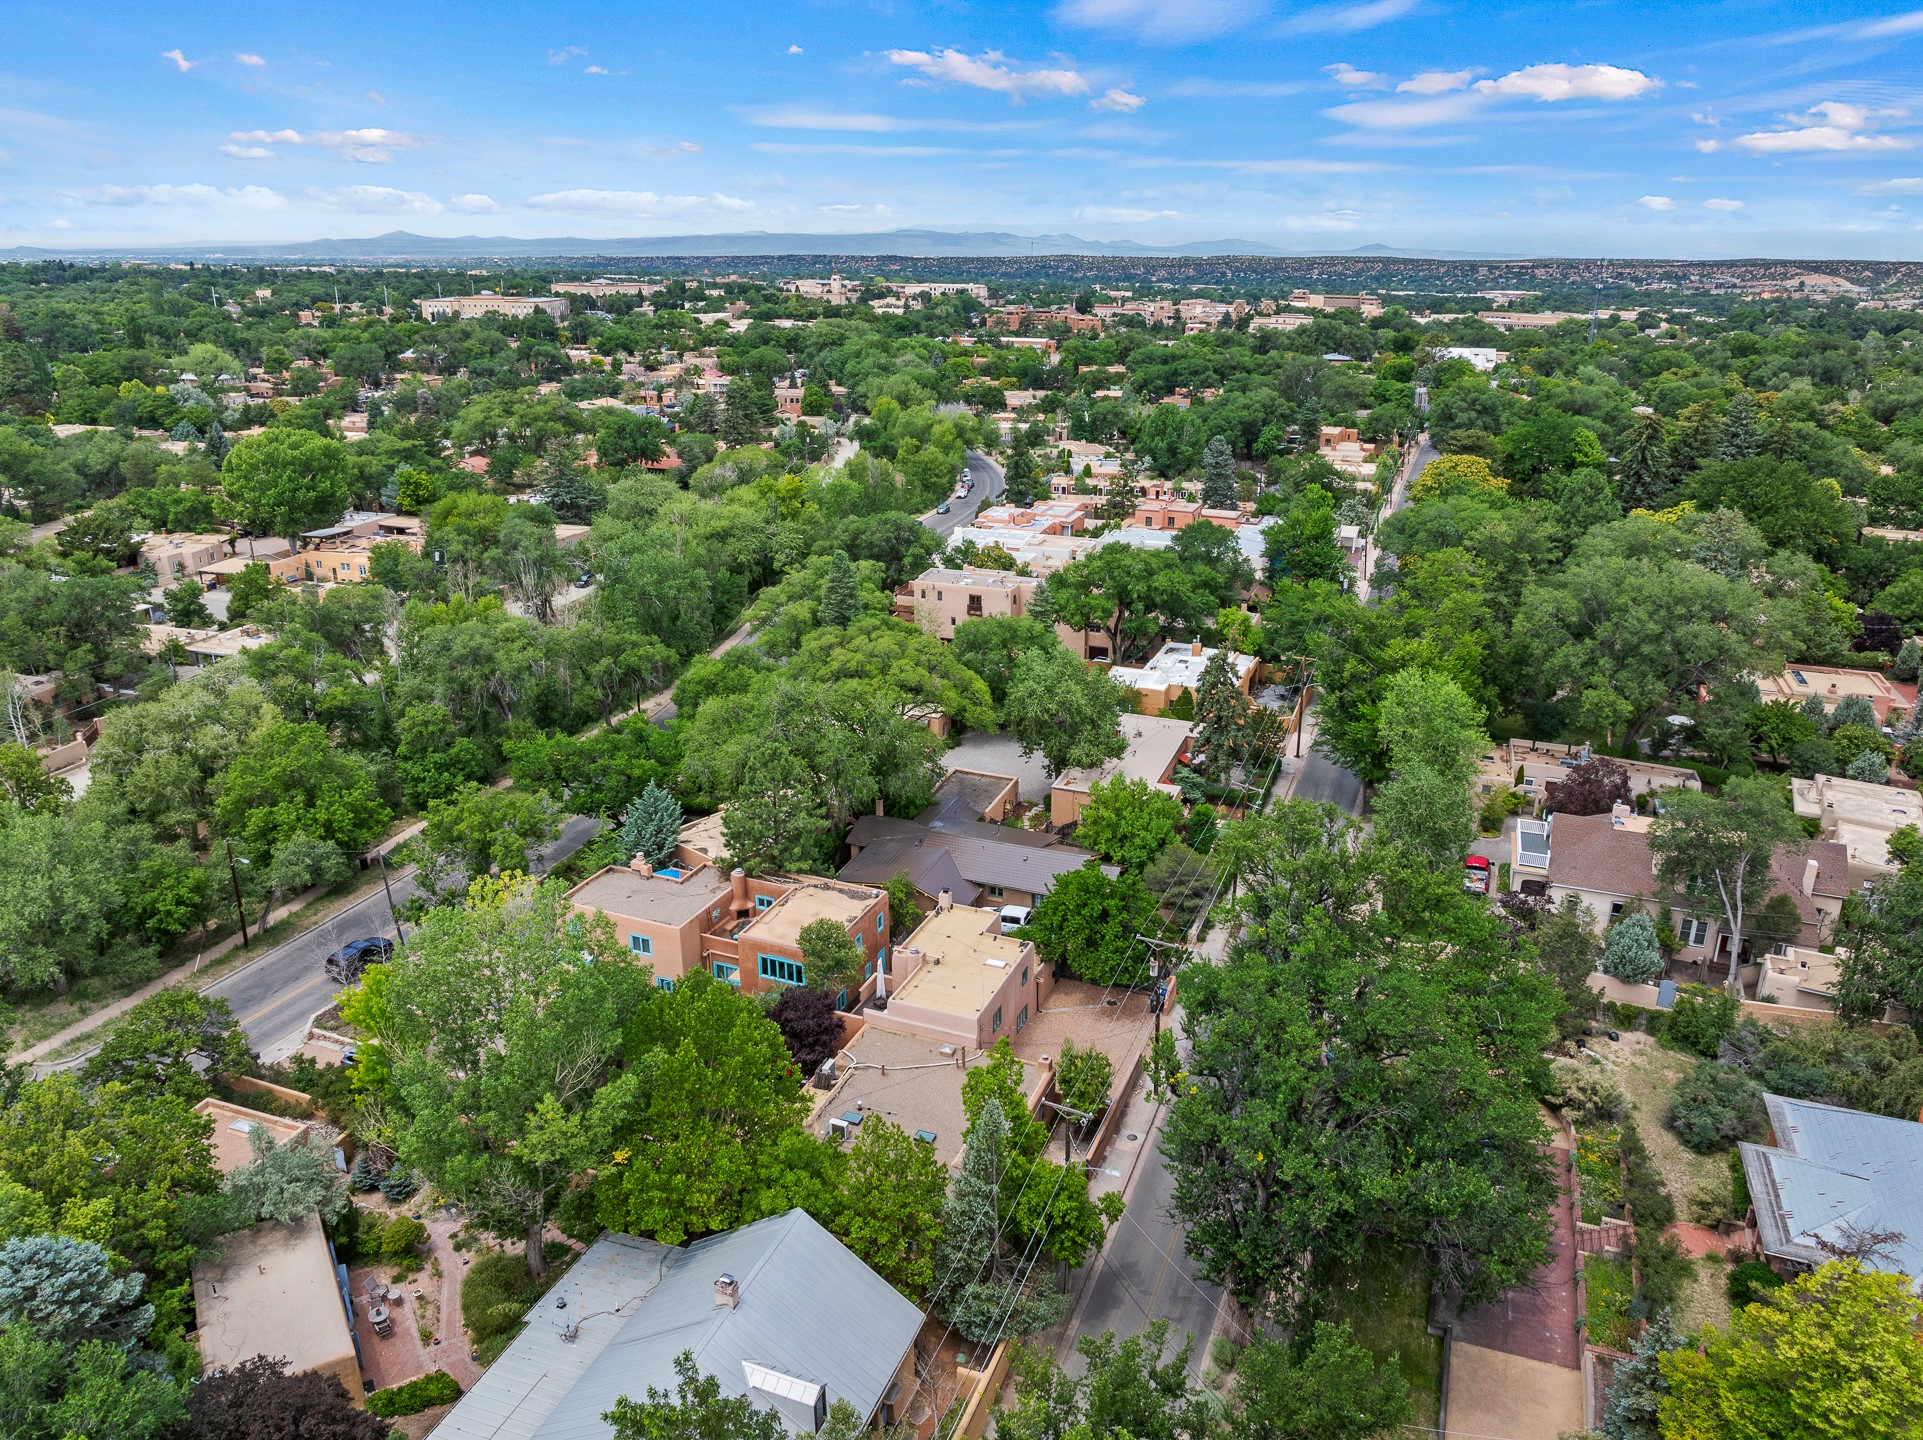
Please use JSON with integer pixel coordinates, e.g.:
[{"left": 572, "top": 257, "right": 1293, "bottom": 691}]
[{"left": 1326, "top": 1242, "right": 1445, "bottom": 1433}]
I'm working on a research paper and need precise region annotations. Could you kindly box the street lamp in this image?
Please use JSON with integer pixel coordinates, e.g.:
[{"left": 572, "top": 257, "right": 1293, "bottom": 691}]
[{"left": 224, "top": 840, "right": 252, "bottom": 949}]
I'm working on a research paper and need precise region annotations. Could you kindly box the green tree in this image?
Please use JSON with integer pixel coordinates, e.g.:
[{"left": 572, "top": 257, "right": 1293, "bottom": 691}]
[
  {"left": 797, "top": 917, "right": 864, "bottom": 999},
  {"left": 1838, "top": 864, "right": 1923, "bottom": 1028},
  {"left": 1020, "top": 864, "right": 1164, "bottom": 987},
  {"left": 1618, "top": 409, "right": 1673, "bottom": 511},
  {"left": 1659, "top": 1260, "right": 1923, "bottom": 1440},
  {"left": 1003, "top": 645, "right": 1126, "bottom": 779},
  {"left": 829, "top": 1116, "right": 948, "bottom": 1299},
  {"left": 0, "top": 1236, "right": 153, "bottom": 1352},
  {"left": 1163, "top": 804, "right": 1559, "bottom": 1317},
  {"left": 997, "top": 1321, "right": 1217, "bottom": 1440},
  {"left": 1192, "top": 648, "right": 1257, "bottom": 774},
  {"left": 1748, "top": 700, "right": 1818, "bottom": 765},
  {"left": 1074, "top": 775, "right": 1185, "bottom": 872},
  {"left": 0, "top": 742, "right": 70, "bottom": 814},
  {"left": 161, "top": 579, "right": 213, "bottom": 630},
  {"left": 720, "top": 744, "right": 829, "bottom": 875},
  {"left": 1044, "top": 546, "right": 1217, "bottom": 663},
  {"left": 410, "top": 783, "right": 563, "bottom": 906},
  {"left": 1531, "top": 893, "right": 1603, "bottom": 1041},
  {"left": 220, "top": 429, "right": 354, "bottom": 544},
  {"left": 1231, "top": 1322, "right": 1413, "bottom": 1440},
  {"left": 605, "top": 1351, "right": 789, "bottom": 1440},
  {"left": 82, "top": 990, "right": 252, "bottom": 1100},
  {"left": 951, "top": 616, "right": 1060, "bottom": 708},
  {"left": 214, "top": 721, "right": 390, "bottom": 864},
  {"left": 342, "top": 876, "right": 648, "bottom": 1276},
  {"left": 222, "top": 560, "right": 280, "bottom": 624},
  {"left": 617, "top": 781, "right": 683, "bottom": 868},
  {"left": 393, "top": 702, "right": 493, "bottom": 808},
  {"left": 818, "top": 550, "right": 859, "bottom": 629},
  {"left": 1200, "top": 435, "right": 1237, "bottom": 510},
  {"left": 220, "top": 1126, "right": 349, "bottom": 1225},
  {"left": 0, "top": 1323, "right": 187, "bottom": 1440},
  {"left": 1602, "top": 912, "right": 1665, "bottom": 985},
  {"left": 1601, "top": 1309, "right": 1683, "bottom": 1440},
  {"left": 1649, "top": 778, "right": 1804, "bottom": 994},
  {"left": 590, "top": 969, "right": 833, "bottom": 1245},
  {"left": 1263, "top": 486, "right": 1345, "bottom": 586},
  {"left": 1371, "top": 667, "right": 1486, "bottom": 869}
]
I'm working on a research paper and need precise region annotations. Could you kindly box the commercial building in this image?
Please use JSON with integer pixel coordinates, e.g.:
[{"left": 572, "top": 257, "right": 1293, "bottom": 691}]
[
  {"left": 416, "top": 293, "right": 569, "bottom": 321},
  {"left": 551, "top": 280, "right": 661, "bottom": 297},
  {"left": 1107, "top": 641, "right": 1257, "bottom": 717},
  {"left": 433, "top": 1210, "right": 923, "bottom": 1440},
  {"left": 1741, "top": 1095, "right": 1923, "bottom": 1285}
]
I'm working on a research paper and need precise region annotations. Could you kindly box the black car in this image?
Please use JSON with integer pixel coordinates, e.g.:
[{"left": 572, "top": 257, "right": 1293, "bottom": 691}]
[{"left": 324, "top": 937, "right": 393, "bottom": 981}]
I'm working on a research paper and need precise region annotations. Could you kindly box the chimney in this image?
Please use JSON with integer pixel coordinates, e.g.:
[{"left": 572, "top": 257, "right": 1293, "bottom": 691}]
[
  {"left": 629, "top": 856, "right": 653, "bottom": 877},
  {"left": 1190, "top": 640, "right": 1203, "bottom": 657},
  {"left": 714, "top": 1274, "right": 739, "bottom": 1310},
  {"left": 731, "top": 867, "right": 750, "bottom": 914},
  {"left": 1802, "top": 856, "right": 1820, "bottom": 898},
  {"left": 937, "top": 888, "right": 953, "bottom": 912}
]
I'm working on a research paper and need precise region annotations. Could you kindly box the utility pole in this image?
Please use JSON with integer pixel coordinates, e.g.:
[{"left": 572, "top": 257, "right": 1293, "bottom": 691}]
[
  {"left": 1041, "top": 1098, "right": 1093, "bottom": 1164},
  {"left": 1135, "top": 934, "right": 1188, "bottom": 1042},
  {"left": 224, "top": 839, "right": 251, "bottom": 948},
  {"left": 376, "top": 850, "right": 405, "bottom": 950}
]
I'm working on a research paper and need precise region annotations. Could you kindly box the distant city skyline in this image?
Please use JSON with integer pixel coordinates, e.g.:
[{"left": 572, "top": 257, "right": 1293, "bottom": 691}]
[{"left": 8, "top": 1, "right": 1923, "bottom": 258}]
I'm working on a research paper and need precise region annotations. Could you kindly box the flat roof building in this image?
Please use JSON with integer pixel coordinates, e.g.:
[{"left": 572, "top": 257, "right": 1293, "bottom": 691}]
[
  {"left": 1053, "top": 714, "right": 1193, "bottom": 826},
  {"left": 192, "top": 1212, "right": 360, "bottom": 1395},
  {"left": 1757, "top": 664, "right": 1901, "bottom": 724},
  {"left": 193, "top": 1097, "right": 311, "bottom": 1175},
  {"left": 870, "top": 902, "right": 1045, "bottom": 1051},
  {"left": 1108, "top": 641, "right": 1256, "bottom": 716},
  {"left": 1791, "top": 772, "right": 1923, "bottom": 883},
  {"left": 417, "top": 294, "right": 569, "bottom": 322}
]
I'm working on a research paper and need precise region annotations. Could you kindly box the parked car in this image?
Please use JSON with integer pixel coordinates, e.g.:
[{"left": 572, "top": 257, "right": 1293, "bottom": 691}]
[
  {"left": 573, "top": 572, "right": 593, "bottom": 588},
  {"left": 1462, "top": 855, "right": 1492, "bottom": 896},
  {"left": 997, "top": 904, "right": 1032, "bottom": 929},
  {"left": 936, "top": 502, "right": 951, "bottom": 514},
  {"left": 324, "top": 936, "right": 393, "bottom": 982}
]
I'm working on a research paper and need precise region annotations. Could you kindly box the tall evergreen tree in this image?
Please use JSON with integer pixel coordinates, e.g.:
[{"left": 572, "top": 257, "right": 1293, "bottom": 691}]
[
  {"left": 1199, "top": 435, "right": 1238, "bottom": 510},
  {"left": 818, "top": 551, "right": 859, "bottom": 629},
  {"left": 617, "top": 781, "right": 684, "bottom": 867},
  {"left": 1618, "top": 408, "right": 1673, "bottom": 511},
  {"left": 1002, "top": 433, "right": 1039, "bottom": 508},
  {"left": 1717, "top": 389, "right": 1764, "bottom": 463}
]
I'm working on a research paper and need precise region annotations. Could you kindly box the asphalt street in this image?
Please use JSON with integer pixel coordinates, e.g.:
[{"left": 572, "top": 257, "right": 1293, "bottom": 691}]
[
  {"left": 206, "top": 813, "right": 603, "bottom": 1059},
  {"left": 1065, "top": 1111, "right": 1226, "bottom": 1379},
  {"left": 920, "top": 448, "right": 1005, "bottom": 539}
]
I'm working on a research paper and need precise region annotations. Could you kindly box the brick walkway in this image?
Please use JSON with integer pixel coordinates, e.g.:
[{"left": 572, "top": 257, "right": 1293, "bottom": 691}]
[{"left": 1450, "top": 1144, "right": 1582, "bottom": 1370}]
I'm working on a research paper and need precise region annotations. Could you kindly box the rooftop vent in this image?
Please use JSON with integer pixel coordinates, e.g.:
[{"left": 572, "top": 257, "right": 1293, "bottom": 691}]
[{"left": 715, "top": 1273, "right": 739, "bottom": 1310}]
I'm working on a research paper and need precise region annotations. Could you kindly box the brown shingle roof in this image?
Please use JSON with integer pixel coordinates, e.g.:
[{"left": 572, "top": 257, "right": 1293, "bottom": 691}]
[{"left": 1545, "top": 813, "right": 1661, "bottom": 898}]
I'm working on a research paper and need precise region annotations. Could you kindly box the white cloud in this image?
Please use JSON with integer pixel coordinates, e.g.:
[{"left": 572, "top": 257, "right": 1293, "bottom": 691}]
[
  {"left": 235, "top": 52, "right": 265, "bottom": 67},
  {"left": 1703, "top": 197, "right": 1745, "bottom": 211},
  {"left": 369, "top": 91, "right": 387, "bottom": 105},
  {"left": 1637, "top": 194, "right": 1676, "bottom": 211},
  {"left": 90, "top": 183, "right": 285, "bottom": 210},
  {"left": 1695, "top": 138, "right": 1722, "bottom": 153},
  {"left": 220, "top": 144, "right": 274, "bottom": 159},
  {"left": 1398, "top": 69, "right": 1471, "bottom": 94},
  {"left": 1054, "top": 0, "right": 1265, "bottom": 41},
  {"left": 745, "top": 108, "right": 901, "bottom": 132},
  {"left": 1278, "top": 0, "right": 1420, "bottom": 34},
  {"left": 1073, "top": 205, "right": 1187, "bottom": 222},
  {"left": 548, "top": 46, "right": 586, "bottom": 65},
  {"left": 1859, "top": 177, "right": 1923, "bottom": 194},
  {"left": 160, "top": 49, "right": 195, "bottom": 72},
  {"left": 788, "top": 44, "right": 804, "bottom": 54},
  {"left": 1851, "top": 9, "right": 1923, "bottom": 39},
  {"left": 1091, "top": 87, "right": 1146, "bottom": 112},
  {"left": 309, "top": 185, "right": 448, "bottom": 214},
  {"left": 1472, "top": 63, "right": 1659, "bottom": 102},
  {"left": 227, "top": 126, "right": 424, "bottom": 163},
  {"left": 1735, "top": 101, "right": 1909, "bottom": 154},
  {"left": 1324, "top": 91, "right": 1484, "bottom": 128},
  {"left": 885, "top": 49, "right": 1090, "bottom": 101},
  {"left": 584, "top": 65, "right": 611, "bottom": 75},
  {"left": 448, "top": 193, "right": 500, "bottom": 212},
  {"left": 640, "top": 140, "right": 704, "bottom": 154},
  {"left": 1325, "top": 62, "right": 1387, "bottom": 87},
  {"left": 751, "top": 141, "right": 977, "bottom": 157},
  {"left": 526, "top": 188, "right": 754, "bottom": 214}
]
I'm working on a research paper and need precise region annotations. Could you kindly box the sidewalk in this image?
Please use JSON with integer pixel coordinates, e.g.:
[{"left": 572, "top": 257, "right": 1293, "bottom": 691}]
[{"left": 11, "top": 879, "right": 335, "bottom": 1067}]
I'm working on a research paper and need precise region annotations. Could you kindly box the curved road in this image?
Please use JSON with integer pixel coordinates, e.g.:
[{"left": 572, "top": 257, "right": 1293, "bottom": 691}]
[{"left": 920, "top": 448, "right": 1005, "bottom": 539}]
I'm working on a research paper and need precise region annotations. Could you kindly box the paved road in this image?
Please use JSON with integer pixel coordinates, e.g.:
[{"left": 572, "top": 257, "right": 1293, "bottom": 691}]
[
  {"left": 920, "top": 448, "right": 1005, "bottom": 539},
  {"left": 1290, "top": 750, "right": 1366, "bottom": 816},
  {"left": 207, "top": 814, "right": 603, "bottom": 1060},
  {"left": 1066, "top": 1113, "right": 1225, "bottom": 1379}
]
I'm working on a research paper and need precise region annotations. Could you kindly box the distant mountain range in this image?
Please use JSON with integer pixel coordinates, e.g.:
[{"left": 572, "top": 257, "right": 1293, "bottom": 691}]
[{"left": 0, "top": 227, "right": 1531, "bottom": 262}]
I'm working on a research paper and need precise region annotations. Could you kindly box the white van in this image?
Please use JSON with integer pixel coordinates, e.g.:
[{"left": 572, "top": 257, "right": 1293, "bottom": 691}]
[{"left": 997, "top": 904, "right": 1032, "bottom": 930}]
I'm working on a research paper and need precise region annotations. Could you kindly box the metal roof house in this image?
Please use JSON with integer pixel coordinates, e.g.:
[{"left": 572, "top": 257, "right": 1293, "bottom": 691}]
[
  {"left": 431, "top": 1210, "right": 923, "bottom": 1440},
  {"left": 1740, "top": 1094, "right": 1923, "bottom": 1287}
]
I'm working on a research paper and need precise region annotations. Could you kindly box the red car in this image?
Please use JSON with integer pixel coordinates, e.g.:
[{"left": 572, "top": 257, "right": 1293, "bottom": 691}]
[{"left": 1462, "top": 855, "right": 1492, "bottom": 895}]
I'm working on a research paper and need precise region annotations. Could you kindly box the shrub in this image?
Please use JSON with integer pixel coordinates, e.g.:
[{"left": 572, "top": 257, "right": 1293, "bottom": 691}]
[
  {"left": 1549, "top": 1060, "right": 1628, "bottom": 1127},
  {"left": 378, "top": 1168, "right": 420, "bottom": 1202},
  {"left": 1729, "top": 1147, "right": 1751, "bottom": 1214},
  {"left": 1601, "top": 912, "right": 1665, "bottom": 984},
  {"left": 1726, "top": 1259, "right": 1785, "bottom": 1309},
  {"left": 1663, "top": 984, "right": 1738, "bottom": 1058},
  {"left": 1666, "top": 1060, "right": 1766, "bottom": 1153},
  {"left": 1688, "top": 1175, "right": 1734, "bottom": 1227},
  {"left": 462, "top": 1251, "right": 540, "bottom": 1345},
  {"left": 1210, "top": 1336, "right": 1241, "bottom": 1373},
  {"left": 379, "top": 1215, "right": 426, "bottom": 1261},
  {"left": 366, "top": 1370, "right": 462, "bottom": 1418},
  {"left": 348, "top": 1155, "right": 385, "bottom": 1192},
  {"left": 1633, "top": 1233, "right": 1693, "bottom": 1314},
  {"left": 1619, "top": 1120, "right": 1675, "bottom": 1229}
]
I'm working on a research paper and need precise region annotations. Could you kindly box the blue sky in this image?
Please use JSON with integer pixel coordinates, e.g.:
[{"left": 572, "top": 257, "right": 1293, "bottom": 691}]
[{"left": 8, "top": 1, "right": 1923, "bottom": 257}]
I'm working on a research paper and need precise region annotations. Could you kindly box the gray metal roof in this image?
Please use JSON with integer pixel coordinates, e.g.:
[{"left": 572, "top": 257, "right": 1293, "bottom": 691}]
[
  {"left": 1740, "top": 1094, "right": 1923, "bottom": 1285},
  {"left": 432, "top": 1211, "right": 922, "bottom": 1440},
  {"left": 838, "top": 838, "right": 980, "bottom": 907}
]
